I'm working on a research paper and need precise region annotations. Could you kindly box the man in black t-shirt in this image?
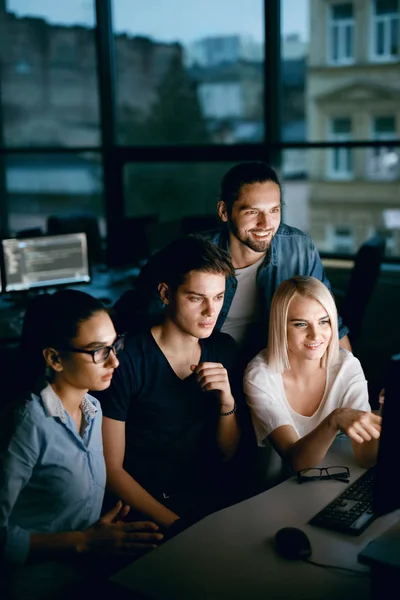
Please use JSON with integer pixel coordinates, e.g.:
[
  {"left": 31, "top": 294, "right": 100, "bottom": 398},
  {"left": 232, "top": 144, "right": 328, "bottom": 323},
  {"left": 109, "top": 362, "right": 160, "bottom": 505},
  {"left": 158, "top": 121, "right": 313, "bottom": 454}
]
[{"left": 97, "top": 236, "right": 245, "bottom": 530}]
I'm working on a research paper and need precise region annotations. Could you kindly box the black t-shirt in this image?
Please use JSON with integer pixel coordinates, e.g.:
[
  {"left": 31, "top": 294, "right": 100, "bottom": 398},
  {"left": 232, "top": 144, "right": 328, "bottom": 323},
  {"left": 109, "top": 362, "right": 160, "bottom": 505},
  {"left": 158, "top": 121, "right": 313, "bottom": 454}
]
[{"left": 96, "top": 330, "right": 238, "bottom": 496}]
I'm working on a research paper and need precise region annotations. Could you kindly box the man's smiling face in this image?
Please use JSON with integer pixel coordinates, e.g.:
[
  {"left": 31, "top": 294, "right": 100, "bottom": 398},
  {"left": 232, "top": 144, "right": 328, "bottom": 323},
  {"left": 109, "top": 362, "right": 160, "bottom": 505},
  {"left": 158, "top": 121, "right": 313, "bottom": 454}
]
[{"left": 225, "top": 181, "right": 281, "bottom": 253}]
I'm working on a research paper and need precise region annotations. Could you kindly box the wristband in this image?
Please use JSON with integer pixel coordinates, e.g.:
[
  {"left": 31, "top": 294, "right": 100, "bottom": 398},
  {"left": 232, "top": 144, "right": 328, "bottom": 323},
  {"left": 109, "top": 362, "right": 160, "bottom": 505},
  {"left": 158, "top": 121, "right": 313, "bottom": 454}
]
[{"left": 220, "top": 402, "right": 237, "bottom": 416}]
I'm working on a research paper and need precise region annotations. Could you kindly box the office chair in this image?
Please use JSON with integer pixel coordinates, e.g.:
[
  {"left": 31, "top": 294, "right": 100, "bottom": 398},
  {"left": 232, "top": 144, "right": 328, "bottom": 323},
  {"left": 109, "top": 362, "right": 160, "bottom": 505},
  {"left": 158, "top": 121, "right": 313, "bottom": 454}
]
[
  {"left": 340, "top": 235, "right": 386, "bottom": 344},
  {"left": 106, "top": 216, "right": 159, "bottom": 267},
  {"left": 181, "top": 214, "right": 219, "bottom": 235},
  {"left": 47, "top": 213, "right": 103, "bottom": 264}
]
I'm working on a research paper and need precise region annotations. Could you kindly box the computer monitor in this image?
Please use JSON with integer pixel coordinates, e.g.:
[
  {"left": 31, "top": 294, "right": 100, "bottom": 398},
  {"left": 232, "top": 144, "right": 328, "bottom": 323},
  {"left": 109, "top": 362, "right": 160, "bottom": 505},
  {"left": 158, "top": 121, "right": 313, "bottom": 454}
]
[
  {"left": 1, "top": 232, "right": 90, "bottom": 292},
  {"left": 374, "top": 353, "right": 400, "bottom": 516}
]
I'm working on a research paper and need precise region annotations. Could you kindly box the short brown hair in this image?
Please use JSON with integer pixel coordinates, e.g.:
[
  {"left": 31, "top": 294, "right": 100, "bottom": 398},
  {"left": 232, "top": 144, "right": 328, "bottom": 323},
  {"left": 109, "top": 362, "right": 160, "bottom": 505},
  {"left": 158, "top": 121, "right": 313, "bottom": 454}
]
[{"left": 154, "top": 234, "right": 234, "bottom": 291}]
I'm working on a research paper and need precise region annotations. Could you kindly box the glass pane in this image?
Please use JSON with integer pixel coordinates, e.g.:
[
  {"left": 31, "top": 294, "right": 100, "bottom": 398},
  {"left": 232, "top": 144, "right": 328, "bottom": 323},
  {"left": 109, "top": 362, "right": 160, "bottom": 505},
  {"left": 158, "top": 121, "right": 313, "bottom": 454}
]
[
  {"left": 374, "top": 116, "right": 396, "bottom": 134},
  {"left": 112, "top": 0, "right": 264, "bottom": 145},
  {"left": 345, "top": 23, "right": 353, "bottom": 58},
  {"left": 2, "top": 1, "right": 100, "bottom": 147},
  {"left": 281, "top": 148, "right": 400, "bottom": 258},
  {"left": 345, "top": 147, "right": 353, "bottom": 173},
  {"left": 375, "top": 0, "right": 398, "bottom": 16},
  {"left": 121, "top": 162, "right": 234, "bottom": 260},
  {"left": 377, "top": 20, "right": 386, "bottom": 54},
  {"left": 390, "top": 18, "right": 399, "bottom": 54},
  {"left": 332, "top": 3, "right": 353, "bottom": 20},
  {"left": 281, "top": 0, "right": 308, "bottom": 144},
  {"left": 292, "top": 1, "right": 399, "bottom": 143},
  {"left": 123, "top": 153, "right": 400, "bottom": 261},
  {"left": 367, "top": 146, "right": 400, "bottom": 180},
  {"left": 332, "top": 24, "right": 339, "bottom": 61},
  {"left": 333, "top": 147, "right": 341, "bottom": 172},
  {"left": 5, "top": 152, "right": 105, "bottom": 262},
  {"left": 332, "top": 118, "right": 351, "bottom": 134}
]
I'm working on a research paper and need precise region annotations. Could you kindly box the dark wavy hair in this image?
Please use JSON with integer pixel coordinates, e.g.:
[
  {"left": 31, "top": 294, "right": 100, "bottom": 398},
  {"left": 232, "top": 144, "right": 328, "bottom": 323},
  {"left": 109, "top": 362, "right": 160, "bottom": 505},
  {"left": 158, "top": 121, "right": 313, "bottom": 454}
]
[
  {"left": 149, "top": 234, "right": 234, "bottom": 292},
  {"left": 19, "top": 289, "right": 107, "bottom": 394},
  {"left": 221, "top": 161, "right": 281, "bottom": 212}
]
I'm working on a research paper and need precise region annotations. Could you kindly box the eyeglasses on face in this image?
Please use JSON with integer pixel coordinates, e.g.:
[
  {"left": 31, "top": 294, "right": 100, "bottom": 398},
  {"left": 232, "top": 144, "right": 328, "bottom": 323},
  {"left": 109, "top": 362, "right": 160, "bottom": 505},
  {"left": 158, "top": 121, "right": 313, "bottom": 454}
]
[
  {"left": 297, "top": 466, "right": 350, "bottom": 484},
  {"left": 64, "top": 333, "right": 125, "bottom": 364}
]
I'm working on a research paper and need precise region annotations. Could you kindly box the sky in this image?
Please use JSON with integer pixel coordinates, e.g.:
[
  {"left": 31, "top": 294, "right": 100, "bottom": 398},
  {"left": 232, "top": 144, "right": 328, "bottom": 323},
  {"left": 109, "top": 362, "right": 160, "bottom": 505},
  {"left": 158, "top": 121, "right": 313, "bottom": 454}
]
[{"left": 7, "top": 0, "right": 309, "bottom": 45}]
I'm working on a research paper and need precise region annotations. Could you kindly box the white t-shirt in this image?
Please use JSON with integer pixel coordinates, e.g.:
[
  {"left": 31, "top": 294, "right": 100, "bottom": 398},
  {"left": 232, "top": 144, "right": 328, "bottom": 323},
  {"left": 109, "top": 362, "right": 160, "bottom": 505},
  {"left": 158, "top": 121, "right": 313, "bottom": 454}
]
[
  {"left": 244, "top": 348, "right": 371, "bottom": 446},
  {"left": 220, "top": 256, "right": 263, "bottom": 345}
]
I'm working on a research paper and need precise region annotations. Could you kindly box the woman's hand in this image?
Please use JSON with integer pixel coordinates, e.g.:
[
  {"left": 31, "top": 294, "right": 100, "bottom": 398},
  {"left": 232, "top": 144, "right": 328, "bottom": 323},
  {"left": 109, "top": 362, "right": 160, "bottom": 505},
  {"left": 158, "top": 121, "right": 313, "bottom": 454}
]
[
  {"left": 330, "top": 408, "right": 382, "bottom": 444},
  {"left": 78, "top": 501, "right": 163, "bottom": 555},
  {"left": 191, "top": 362, "right": 234, "bottom": 410}
]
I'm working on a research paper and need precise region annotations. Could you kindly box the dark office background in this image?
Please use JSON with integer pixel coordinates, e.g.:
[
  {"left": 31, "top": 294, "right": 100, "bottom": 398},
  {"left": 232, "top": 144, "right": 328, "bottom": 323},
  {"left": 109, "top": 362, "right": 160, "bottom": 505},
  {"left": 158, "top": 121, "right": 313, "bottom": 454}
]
[{"left": 0, "top": 0, "right": 399, "bottom": 398}]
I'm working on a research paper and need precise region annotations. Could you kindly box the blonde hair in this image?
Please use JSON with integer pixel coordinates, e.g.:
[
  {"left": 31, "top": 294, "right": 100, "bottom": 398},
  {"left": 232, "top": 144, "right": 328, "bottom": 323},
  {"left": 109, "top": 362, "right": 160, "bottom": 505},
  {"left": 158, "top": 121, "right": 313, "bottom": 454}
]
[{"left": 267, "top": 276, "right": 340, "bottom": 373}]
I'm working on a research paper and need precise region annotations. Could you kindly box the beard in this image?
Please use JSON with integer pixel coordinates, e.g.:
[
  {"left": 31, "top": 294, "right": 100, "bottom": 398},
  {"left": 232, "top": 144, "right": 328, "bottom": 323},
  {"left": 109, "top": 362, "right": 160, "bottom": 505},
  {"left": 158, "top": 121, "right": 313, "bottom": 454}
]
[{"left": 228, "top": 219, "right": 276, "bottom": 253}]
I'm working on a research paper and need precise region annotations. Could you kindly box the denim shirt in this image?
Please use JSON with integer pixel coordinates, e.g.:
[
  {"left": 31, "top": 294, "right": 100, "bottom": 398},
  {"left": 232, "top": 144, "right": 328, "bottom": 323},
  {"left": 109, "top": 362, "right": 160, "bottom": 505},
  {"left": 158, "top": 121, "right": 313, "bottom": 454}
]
[
  {"left": 206, "top": 224, "right": 348, "bottom": 353},
  {"left": 114, "top": 223, "right": 348, "bottom": 353},
  {"left": 0, "top": 384, "right": 106, "bottom": 564}
]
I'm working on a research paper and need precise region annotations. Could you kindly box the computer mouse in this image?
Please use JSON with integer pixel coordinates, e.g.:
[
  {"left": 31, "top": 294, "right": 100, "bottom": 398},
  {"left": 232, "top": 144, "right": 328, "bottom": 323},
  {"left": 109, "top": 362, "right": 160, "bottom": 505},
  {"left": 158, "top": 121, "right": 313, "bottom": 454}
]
[{"left": 274, "top": 527, "right": 312, "bottom": 560}]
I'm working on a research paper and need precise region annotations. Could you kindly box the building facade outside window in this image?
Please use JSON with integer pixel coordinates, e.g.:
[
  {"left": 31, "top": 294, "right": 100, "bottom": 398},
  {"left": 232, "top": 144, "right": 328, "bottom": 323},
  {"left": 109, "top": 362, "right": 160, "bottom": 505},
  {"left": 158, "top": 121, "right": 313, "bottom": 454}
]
[
  {"left": 372, "top": 0, "right": 399, "bottom": 61},
  {"left": 326, "top": 224, "right": 355, "bottom": 253},
  {"left": 328, "top": 3, "right": 355, "bottom": 64},
  {"left": 367, "top": 116, "right": 399, "bottom": 179},
  {"left": 328, "top": 117, "right": 353, "bottom": 178}
]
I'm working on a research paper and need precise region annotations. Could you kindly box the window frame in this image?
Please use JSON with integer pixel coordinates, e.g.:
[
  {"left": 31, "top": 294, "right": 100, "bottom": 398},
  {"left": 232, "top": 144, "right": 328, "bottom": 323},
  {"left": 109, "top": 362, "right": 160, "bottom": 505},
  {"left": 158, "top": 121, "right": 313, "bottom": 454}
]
[
  {"left": 325, "top": 223, "right": 355, "bottom": 254},
  {"left": 1, "top": 0, "right": 400, "bottom": 261},
  {"left": 370, "top": 0, "right": 400, "bottom": 62},
  {"left": 327, "top": 117, "right": 354, "bottom": 180},
  {"left": 327, "top": 2, "right": 355, "bottom": 66}
]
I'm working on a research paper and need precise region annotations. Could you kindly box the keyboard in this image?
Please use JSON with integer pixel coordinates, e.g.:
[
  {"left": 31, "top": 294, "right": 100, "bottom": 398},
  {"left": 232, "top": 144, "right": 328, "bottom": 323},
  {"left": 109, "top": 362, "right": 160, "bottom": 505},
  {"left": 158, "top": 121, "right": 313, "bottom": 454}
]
[{"left": 309, "top": 467, "right": 377, "bottom": 536}]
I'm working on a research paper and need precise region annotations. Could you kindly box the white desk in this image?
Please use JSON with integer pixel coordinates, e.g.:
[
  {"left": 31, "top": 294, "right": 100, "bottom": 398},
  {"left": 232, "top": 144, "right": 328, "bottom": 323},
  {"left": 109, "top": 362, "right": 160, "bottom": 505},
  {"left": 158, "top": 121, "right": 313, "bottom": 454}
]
[{"left": 112, "top": 436, "right": 400, "bottom": 600}]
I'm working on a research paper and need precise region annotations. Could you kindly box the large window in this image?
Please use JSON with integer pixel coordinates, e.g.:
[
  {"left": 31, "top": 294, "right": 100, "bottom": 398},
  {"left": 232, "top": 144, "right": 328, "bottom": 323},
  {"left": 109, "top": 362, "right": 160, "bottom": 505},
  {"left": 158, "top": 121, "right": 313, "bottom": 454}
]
[
  {"left": 5, "top": 152, "right": 104, "bottom": 238},
  {"left": 328, "top": 118, "right": 353, "bottom": 178},
  {"left": 0, "top": 1, "right": 105, "bottom": 242},
  {"left": 328, "top": 3, "right": 355, "bottom": 65},
  {"left": 1, "top": 1, "right": 101, "bottom": 147},
  {"left": 372, "top": 0, "right": 399, "bottom": 60},
  {"left": 282, "top": 147, "right": 400, "bottom": 257},
  {"left": 281, "top": 0, "right": 308, "bottom": 147},
  {"left": 111, "top": 0, "right": 264, "bottom": 145},
  {"left": 0, "top": 1, "right": 399, "bottom": 260}
]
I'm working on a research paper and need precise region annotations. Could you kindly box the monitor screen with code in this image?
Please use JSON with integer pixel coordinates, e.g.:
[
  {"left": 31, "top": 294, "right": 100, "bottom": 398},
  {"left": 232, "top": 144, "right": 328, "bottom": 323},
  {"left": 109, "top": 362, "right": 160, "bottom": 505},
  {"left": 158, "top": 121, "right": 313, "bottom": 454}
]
[{"left": 1, "top": 233, "right": 90, "bottom": 292}]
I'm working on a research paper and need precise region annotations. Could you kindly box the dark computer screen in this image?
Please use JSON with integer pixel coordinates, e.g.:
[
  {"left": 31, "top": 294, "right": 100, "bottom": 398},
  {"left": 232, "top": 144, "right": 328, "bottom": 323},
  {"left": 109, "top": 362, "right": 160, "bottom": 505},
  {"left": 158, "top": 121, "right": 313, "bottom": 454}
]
[
  {"left": 374, "top": 353, "right": 400, "bottom": 516},
  {"left": 1, "top": 233, "right": 90, "bottom": 292}
]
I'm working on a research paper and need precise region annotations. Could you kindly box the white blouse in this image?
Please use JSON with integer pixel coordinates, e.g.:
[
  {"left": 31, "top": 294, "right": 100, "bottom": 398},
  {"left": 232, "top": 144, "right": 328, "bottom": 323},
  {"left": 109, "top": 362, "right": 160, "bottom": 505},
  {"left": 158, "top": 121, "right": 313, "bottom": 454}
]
[{"left": 244, "top": 348, "right": 371, "bottom": 446}]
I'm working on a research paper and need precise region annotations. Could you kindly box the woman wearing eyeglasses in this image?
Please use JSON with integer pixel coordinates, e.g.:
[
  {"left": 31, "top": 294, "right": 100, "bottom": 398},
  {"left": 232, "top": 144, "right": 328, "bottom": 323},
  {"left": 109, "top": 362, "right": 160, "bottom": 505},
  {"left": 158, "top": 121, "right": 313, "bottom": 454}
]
[
  {"left": 244, "top": 276, "right": 381, "bottom": 479},
  {"left": 0, "top": 290, "right": 162, "bottom": 599}
]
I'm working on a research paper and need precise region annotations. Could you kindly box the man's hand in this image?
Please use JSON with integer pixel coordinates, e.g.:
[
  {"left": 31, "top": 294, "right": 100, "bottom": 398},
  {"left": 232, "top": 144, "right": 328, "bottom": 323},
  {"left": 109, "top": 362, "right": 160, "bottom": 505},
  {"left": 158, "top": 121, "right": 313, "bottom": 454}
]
[
  {"left": 330, "top": 408, "right": 382, "bottom": 444},
  {"left": 191, "top": 362, "right": 235, "bottom": 410}
]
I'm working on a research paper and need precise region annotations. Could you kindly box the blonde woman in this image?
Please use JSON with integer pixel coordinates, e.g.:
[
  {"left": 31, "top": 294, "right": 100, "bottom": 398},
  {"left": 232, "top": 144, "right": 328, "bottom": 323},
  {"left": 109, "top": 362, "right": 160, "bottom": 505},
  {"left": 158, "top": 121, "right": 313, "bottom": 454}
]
[{"left": 244, "top": 276, "right": 381, "bottom": 474}]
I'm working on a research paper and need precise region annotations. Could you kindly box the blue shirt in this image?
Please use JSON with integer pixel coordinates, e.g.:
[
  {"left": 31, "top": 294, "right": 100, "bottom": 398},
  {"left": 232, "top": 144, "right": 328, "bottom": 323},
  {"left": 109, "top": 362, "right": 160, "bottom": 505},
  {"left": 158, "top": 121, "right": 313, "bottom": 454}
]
[
  {"left": 0, "top": 384, "right": 106, "bottom": 564},
  {"left": 208, "top": 224, "right": 348, "bottom": 341}
]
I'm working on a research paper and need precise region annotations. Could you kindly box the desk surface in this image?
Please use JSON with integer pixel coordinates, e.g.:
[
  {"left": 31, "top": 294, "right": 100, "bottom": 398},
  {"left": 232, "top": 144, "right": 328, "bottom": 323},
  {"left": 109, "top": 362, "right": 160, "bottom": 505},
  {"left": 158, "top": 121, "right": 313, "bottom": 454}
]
[{"left": 112, "top": 436, "right": 400, "bottom": 600}]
